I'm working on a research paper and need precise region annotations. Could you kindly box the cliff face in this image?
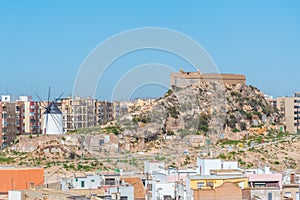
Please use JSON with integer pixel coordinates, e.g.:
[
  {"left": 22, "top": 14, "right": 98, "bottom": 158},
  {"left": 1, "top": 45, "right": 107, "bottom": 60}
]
[{"left": 117, "top": 82, "right": 280, "bottom": 143}]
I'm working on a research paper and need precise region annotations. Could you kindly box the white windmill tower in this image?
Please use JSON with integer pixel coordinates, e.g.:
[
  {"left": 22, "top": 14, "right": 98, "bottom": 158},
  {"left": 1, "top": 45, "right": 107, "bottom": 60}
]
[{"left": 36, "top": 87, "right": 64, "bottom": 135}]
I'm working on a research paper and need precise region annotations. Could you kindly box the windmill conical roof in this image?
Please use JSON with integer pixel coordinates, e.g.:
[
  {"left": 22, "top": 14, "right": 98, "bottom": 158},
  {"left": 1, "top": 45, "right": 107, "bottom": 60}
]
[{"left": 44, "top": 102, "right": 62, "bottom": 114}]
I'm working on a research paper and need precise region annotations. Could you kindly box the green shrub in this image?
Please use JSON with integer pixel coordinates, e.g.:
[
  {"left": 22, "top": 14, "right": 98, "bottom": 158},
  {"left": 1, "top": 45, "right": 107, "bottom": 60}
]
[
  {"left": 274, "top": 161, "right": 280, "bottom": 165},
  {"left": 166, "top": 130, "right": 175, "bottom": 136},
  {"left": 232, "top": 128, "right": 241, "bottom": 133},
  {"left": 240, "top": 122, "right": 247, "bottom": 131}
]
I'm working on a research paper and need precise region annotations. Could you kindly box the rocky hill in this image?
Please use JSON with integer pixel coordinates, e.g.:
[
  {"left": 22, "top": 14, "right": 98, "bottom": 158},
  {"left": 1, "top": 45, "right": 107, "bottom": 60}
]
[
  {"left": 0, "top": 82, "right": 289, "bottom": 173},
  {"left": 117, "top": 82, "right": 281, "bottom": 145}
]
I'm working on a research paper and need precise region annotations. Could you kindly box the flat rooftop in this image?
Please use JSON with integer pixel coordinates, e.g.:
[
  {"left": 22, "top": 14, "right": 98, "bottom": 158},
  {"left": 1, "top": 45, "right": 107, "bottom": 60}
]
[{"left": 189, "top": 175, "right": 246, "bottom": 180}]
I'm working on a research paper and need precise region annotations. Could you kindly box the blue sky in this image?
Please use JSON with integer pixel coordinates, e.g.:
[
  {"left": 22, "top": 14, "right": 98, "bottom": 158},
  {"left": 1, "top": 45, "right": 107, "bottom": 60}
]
[{"left": 0, "top": 1, "right": 299, "bottom": 100}]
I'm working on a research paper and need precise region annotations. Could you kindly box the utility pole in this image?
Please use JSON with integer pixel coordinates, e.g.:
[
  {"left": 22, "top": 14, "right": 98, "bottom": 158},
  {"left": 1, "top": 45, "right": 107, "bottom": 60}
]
[{"left": 146, "top": 172, "right": 150, "bottom": 200}]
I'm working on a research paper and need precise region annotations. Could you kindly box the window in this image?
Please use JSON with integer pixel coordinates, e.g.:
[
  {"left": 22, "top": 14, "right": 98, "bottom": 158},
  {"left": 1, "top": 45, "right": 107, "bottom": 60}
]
[
  {"left": 81, "top": 181, "right": 85, "bottom": 188},
  {"left": 296, "top": 192, "right": 299, "bottom": 200},
  {"left": 75, "top": 178, "right": 78, "bottom": 182},
  {"left": 91, "top": 179, "right": 95, "bottom": 183},
  {"left": 254, "top": 183, "right": 266, "bottom": 188},
  {"left": 284, "top": 192, "right": 292, "bottom": 198},
  {"left": 268, "top": 192, "right": 272, "bottom": 200},
  {"left": 105, "top": 178, "right": 115, "bottom": 185},
  {"left": 197, "top": 182, "right": 205, "bottom": 189},
  {"left": 147, "top": 183, "right": 152, "bottom": 191}
]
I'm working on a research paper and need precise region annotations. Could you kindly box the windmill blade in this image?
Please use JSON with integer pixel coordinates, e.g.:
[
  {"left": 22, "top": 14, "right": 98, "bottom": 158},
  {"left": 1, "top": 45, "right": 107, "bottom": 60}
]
[
  {"left": 35, "top": 92, "right": 47, "bottom": 108},
  {"left": 47, "top": 86, "right": 51, "bottom": 106},
  {"left": 54, "top": 92, "right": 64, "bottom": 102}
]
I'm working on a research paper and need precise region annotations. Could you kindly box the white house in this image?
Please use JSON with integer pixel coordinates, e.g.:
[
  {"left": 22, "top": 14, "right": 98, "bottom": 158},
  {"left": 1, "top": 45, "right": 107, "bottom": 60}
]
[
  {"left": 196, "top": 158, "right": 238, "bottom": 175},
  {"left": 152, "top": 182, "right": 175, "bottom": 200},
  {"left": 144, "top": 161, "right": 165, "bottom": 174},
  {"left": 60, "top": 173, "right": 101, "bottom": 190}
]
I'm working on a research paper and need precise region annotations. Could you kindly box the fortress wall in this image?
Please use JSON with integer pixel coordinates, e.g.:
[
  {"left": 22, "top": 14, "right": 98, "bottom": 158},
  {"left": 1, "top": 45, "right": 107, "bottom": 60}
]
[{"left": 170, "top": 70, "right": 246, "bottom": 87}]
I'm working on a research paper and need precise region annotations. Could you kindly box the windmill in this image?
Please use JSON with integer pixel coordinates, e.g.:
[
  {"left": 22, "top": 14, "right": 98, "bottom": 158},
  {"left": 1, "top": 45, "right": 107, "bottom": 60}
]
[{"left": 36, "top": 87, "right": 64, "bottom": 135}]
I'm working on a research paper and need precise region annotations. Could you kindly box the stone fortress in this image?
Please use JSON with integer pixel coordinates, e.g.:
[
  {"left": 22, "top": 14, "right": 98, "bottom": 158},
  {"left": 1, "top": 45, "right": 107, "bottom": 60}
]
[{"left": 170, "top": 68, "right": 246, "bottom": 88}]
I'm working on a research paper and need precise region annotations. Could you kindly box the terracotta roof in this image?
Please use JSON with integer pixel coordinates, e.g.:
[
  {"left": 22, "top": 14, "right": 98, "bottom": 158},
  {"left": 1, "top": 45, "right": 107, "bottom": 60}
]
[{"left": 121, "top": 176, "right": 145, "bottom": 199}]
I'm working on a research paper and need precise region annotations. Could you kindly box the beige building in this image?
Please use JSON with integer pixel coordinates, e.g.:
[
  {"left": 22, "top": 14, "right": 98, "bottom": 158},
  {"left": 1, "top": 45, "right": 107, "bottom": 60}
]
[
  {"left": 170, "top": 69, "right": 246, "bottom": 88},
  {"left": 96, "top": 101, "right": 114, "bottom": 125},
  {"left": 23, "top": 101, "right": 41, "bottom": 134},
  {"left": 276, "top": 93, "right": 300, "bottom": 133},
  {"left": 56, "top": 97, "right": 115, "bottom": 131},
  {"left": 57, "top": 97, "right": 97, "bottom": 131},
  {"left": 113, "top": 101, "right": 129, "bottom": 119},
  {"left": 282, "top": 169, "right": 300, "bottom": 200}
]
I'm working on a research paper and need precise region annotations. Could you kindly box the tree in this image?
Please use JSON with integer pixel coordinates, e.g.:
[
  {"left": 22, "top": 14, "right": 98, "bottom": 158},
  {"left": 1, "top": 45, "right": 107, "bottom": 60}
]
[{"left": 240, "top": 122, "right": 247, "bottom": 131}]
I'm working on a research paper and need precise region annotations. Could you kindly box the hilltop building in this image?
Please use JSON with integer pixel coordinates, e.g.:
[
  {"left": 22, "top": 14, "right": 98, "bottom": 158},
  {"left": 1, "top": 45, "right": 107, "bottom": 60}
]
[{"left": 170, "top": 69, "right": 246, "bottom": 88}]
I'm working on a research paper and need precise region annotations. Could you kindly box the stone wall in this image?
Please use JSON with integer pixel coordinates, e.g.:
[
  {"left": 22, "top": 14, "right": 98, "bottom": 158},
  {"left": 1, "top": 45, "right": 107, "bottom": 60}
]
[{"left": 170, "top": 70, "right": 246, "bottom": 88}]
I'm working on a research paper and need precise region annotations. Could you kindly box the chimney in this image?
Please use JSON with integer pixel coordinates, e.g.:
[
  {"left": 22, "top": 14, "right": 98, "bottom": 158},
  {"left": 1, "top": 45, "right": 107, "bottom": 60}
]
[
  {"left": 264, "top": 166, "right": 270, "bottom": 174},
  {"left": 290, "top": 174, "right": 295, "bottom": 184}
]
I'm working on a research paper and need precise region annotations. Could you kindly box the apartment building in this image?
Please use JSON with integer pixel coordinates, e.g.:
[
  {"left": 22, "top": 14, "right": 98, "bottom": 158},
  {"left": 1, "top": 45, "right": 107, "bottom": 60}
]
[
  {"left": 0, "top": 95, "right": 41, "bottom": 148},
  {"left": 96, "top": 101, "right": 114, "bottom": 125},
  {"left": 276, "top": 93, "right": 300, "bottom": 133},
  {"left": 0, "top": 100, "right": 20, "bottom": 148},
  {"left": 57, "top": 97, "right": 97, "bottom": 131},
  {"left": 22, "top": 98, "right": 41, "bottom": 134}
]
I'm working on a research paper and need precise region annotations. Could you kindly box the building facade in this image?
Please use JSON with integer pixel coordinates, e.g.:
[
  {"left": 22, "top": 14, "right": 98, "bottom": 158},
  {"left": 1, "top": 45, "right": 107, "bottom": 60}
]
[
  {"left": 57, "top": 97, "right": 97, "bottom": 131},
  {"left": 276, "top": 93, "right": 300, "bottom": 133},
  {"left": 23, "top": 101, "right": 40, "bottom": 134},
  {"left": 113, "top": 101, "right": 129, "bottom": 119},
  {"left": 196, "top": 158, "right": 239, "bottom": 175},
  {"left": 96, "top": 101, "right": 114, "bottom": 125},
  {"left": 247, "top": 173, "right": 282, "bottom": 200},
  {"left": 187, "top": 175, "right": 249, "bottom": 200},
  {"left": 1, "top": 96, "right": 26, "bottom": 147}
]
